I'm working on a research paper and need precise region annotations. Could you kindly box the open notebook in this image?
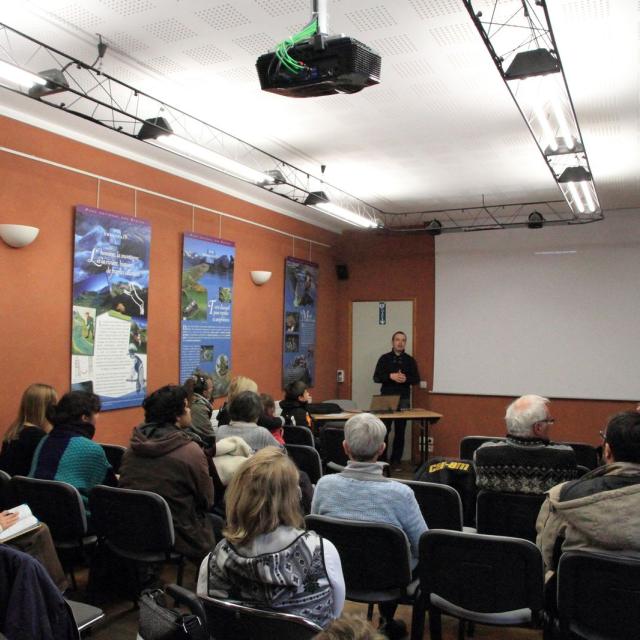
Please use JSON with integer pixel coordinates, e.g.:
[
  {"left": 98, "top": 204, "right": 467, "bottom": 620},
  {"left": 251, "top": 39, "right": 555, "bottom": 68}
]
[
  {"left": 0, "top": 504, "right": 39, "bottom": 543},
  {"left": 368, "top": 394, "right": 401, "bottom": 414}
]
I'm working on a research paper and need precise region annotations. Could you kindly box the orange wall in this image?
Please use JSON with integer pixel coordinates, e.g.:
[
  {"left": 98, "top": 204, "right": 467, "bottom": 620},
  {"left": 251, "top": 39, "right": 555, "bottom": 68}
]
[
  {"left": 335, "top": 231, "right": 636, "bottom": 459},
  {"left": 0, "top": 116, "right": 340, "bottom": 445}
]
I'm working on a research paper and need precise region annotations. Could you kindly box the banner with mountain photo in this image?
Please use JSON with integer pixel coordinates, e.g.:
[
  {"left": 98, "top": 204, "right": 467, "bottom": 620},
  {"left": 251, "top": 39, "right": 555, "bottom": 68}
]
[
  {"left": 283, "top": 257, "right": 318, "bottom": 389},
  {"left": 71, "top": 205, "right": 151, "bottom": 410},
  {"left": 180, "top": 233, "right": 235, "bottom": 397}
]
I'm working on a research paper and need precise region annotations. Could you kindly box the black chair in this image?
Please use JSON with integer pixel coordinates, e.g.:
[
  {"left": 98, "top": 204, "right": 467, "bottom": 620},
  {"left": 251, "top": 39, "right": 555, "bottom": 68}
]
[
  {"left": 561, "top": 442, "right": 600, "bottom": 470},
  {"left": 285, "top": 444, "right": 322, "bottom": 485},
  {"left": 320, "top": 427, "right": 348, "bottom": 469},
  {"left": 282, "top": 425, "right": 314, "bottom": 447},
  {"left": 305, "top": 514, "right": 414, "bottom": 621},
  {"left": 459, "top": 435, "right": 505, "bottom": 461},
  {"left": 166, "top": 583, "right": 322, "bottom": 640},
  {"left": 412, "top": 529, "right": 545, "bottom": 640},
  {"left": 0, "top": 470, "right": 12, "bottom": 511},
  {"left": 397, "top": 479, "right": 463, "bottom": 531},
  {"left": 475, "top": 490, "right": 545, "bottom": 542},
  {"left": 98, "top": 443, "right": 126, "bottom": 474},
  {"left": 66, "top": 599, "right": 105, "bottom": 637},
  {"left": 557, "top": 550, "right": 640, "bottom": 640},
  {"left": 89, "top": 485, "right": 184, "bottom": 597},
  {"left": 10, "top": 476, "right": 96, "bottom": 590}
]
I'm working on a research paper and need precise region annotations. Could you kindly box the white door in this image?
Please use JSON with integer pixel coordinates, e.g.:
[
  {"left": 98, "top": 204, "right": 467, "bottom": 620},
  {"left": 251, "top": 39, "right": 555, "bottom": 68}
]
[{"left": 351, "top": 300, "right": 414, "bottom": 459}]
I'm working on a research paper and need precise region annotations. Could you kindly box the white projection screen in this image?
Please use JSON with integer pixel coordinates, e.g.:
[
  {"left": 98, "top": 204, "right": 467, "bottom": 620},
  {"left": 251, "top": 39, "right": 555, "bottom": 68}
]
[{"left": 433, "top": 210, "right": 640, "bottom": 400}]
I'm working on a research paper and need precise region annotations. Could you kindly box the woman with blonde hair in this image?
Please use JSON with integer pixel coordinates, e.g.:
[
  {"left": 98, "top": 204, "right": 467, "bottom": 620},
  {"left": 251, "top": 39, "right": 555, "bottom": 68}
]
[
  {"left": 197, "top": 447, "right": 344, "bottom": 628},
  {"left": 215, "top": 375, "right": 258, "bottom": 426},
  {"left": 0, "top": 383, "right": 57, "bottom": 476}
]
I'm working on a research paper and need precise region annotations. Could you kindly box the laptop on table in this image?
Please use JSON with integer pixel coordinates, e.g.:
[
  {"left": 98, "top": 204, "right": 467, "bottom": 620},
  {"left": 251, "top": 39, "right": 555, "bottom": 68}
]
[{"left": 368, "top": 394, "right": 401, "bottom": 414}]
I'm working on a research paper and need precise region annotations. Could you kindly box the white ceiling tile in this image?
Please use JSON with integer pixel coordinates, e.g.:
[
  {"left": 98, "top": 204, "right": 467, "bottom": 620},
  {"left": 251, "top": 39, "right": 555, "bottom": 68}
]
[
  {"left": 195, "top": 5, "right": 252, "bottom": 30},
  {"left": 143, "top": 17, "right": 197, "bottom": 43}
]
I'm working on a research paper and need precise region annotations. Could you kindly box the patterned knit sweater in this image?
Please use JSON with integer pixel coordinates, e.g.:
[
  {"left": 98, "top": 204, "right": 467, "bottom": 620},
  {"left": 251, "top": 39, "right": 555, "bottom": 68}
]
[
  {"left": 311, "top": 461, "right": 427, "bottom": 560},
  {"left": 474, "top": 436, "right": 578, "bottom": 495},
  {"left": 29, "top": 423, "right": 115, "bottom": 506},
  {"left": 204, "top": 529, "right": 335, "bottom": 629}
]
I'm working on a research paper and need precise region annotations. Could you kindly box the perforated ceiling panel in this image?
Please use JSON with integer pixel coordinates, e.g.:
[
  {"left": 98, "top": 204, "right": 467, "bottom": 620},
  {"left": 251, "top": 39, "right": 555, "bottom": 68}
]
[{"left": 0, "top": 0, "right": 637, "bottom": 224}]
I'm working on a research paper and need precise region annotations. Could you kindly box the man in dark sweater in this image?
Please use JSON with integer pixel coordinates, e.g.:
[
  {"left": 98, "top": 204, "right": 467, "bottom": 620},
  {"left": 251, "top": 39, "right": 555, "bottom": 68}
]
[
  {"left": 474, "top": 394, "right": 578, "bottom": 495},
  {"left": 373, "top": 331, "right": 420, "bottom": 467}
]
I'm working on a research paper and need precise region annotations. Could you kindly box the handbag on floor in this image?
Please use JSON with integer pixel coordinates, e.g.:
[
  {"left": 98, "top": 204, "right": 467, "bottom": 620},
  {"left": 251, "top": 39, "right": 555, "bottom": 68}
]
[{"left": 138, "top": 589, "right": 208, "bottom": 640}]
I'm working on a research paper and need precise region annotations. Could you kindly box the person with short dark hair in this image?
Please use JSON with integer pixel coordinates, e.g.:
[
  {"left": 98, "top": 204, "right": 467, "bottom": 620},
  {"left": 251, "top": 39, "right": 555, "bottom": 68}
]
[
  {"left": 537, "top": 410, "right": 640, "bottom": 578},
  {"left": 29, "top": 391, "right": 115, "bottom": 505},
  {"left": 119, "top": 384, "right": 215, "bottom": 562},
  {"left": 183, "top": 370, "right": 215, "bottom": 445},
  {"left": 280, "top": 380, "right": 312, "bottom": 428},
  {"left": 373, "top": 331, "right": 420, "bottom": 469},
  {"left": 216, "top": 391, "right": 281, "bottom": 452}
]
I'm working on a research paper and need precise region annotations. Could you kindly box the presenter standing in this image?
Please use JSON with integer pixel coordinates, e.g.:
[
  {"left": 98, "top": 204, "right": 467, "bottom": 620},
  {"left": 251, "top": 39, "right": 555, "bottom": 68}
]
[{"left": 373, "top": 331, "right": 420, "bottom": 468}]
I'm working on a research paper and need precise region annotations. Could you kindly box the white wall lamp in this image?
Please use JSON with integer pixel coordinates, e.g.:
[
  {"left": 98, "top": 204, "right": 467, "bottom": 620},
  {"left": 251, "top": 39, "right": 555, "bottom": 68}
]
[
  {"left": 0, "top": 224, "right": 40, "bottom": 248},
  {"left": 250, "top": 270, "right": 272, "bottom": 286}
]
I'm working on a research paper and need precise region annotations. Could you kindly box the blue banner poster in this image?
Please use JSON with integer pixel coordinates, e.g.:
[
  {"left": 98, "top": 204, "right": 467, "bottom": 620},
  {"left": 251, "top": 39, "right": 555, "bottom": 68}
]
[
  {"left": 283, "top": 257, "right": 318, "bottom": 388},
  {"left": 180, "top": 233, "right": 235, "bottom": 398},
  {"left": 71, "top": 205, "right": 151, "bottom": 410}
]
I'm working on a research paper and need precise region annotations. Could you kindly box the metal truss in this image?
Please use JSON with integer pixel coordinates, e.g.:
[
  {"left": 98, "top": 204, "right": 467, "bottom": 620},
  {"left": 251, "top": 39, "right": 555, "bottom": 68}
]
[
  {"left": 0, "top": 20, "right": 602, "bottom": 233},
  {"left": 461, "top": 0, "right": 603, "bottom": 223}
]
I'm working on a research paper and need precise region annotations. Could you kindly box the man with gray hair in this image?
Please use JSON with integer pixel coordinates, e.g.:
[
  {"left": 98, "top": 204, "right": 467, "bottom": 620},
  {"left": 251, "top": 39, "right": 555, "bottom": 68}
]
[
  {"left": 474, "top": 394, "right": 578, "bottom": 494},
  {"left": 311, "top": 413, "right": 426, "bottom": 639}
]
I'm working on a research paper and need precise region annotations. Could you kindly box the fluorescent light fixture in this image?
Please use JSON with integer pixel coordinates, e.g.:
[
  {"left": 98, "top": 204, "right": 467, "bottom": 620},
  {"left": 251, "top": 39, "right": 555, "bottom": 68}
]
[
  {"left": 0, "top": 60, "right": 46, "bottom": 89},
  {"left": 137, "top": 117, "right": 274, "bottom": 185},
  {"left": 558, "top": 166, "right": 598, "bottom": 214},
  {"left": 505, "top": 49, "right": 560, "bottom": 80},
  {"left": 28, "top": 68, "right": 69, "bottom": 99},
  {"left": 305, "top": 191, "right": 376, "bottom": 228}
]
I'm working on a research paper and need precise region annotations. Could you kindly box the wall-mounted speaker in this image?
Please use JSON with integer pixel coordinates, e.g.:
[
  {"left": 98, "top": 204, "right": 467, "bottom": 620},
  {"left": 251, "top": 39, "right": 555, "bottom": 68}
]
[{"left": 336, "top": 264, "right": 349, "bottom": 280}]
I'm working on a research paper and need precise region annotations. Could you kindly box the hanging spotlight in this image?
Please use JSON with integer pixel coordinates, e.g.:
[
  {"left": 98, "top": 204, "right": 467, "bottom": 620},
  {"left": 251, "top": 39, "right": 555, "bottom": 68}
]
[
  {"left": 425, "top": 219, "right": 443, "bottom": 236},
  {"left": 304, "top": 191, "right": 377, "bottom": 228},
  {"left": 137, "top": 117, "right": 275, "bottom": 185},
  {"left": 27, "top": 68, "right": 69, "bottom": 98},
  {"left": 527, "top": 211, "right": 545, "bottom": 229}
]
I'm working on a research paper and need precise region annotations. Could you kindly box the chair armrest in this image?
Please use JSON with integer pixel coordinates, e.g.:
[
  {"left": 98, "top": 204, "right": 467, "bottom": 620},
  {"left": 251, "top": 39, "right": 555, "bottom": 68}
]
[
  {"left": 326, "top": 462, "right": 345, "bottom": 473},
  {"left": 165, "top": 584, "right": 207, "bottom": 624}
]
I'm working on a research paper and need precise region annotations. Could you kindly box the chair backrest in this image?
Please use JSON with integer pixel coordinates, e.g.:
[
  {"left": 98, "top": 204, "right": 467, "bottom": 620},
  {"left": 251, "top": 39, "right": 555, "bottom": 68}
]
[
  {"left": 305, "top": 514, "right": 411, "bottom": 601},
  {"left": 419, "top": 529, "right": 544, "bottom": 616},
  {"left": 282, "top": 425, "right": 314, "bottom": 447},
  {"left": 397, "top": 479, "right": 463, "bottom": 531},
  {"left": 459, "top": 435, "right": 505, "bottom": 461},
  {"left": 561, "top": 442, "right": 600, "bottom": 470},
  {"left": 98, "top": 444, "right": 126, "bottom": 474},
  {"left": 322, "top": 399, "right": 357, "bottom": 411},
  {"left": 285, "top": 444, "right": 322, "bottom": 485},
  {"left": 89, "top": 485, "right": 174, "bottom": 553},
  {"left": 0, "top": 470, "right": 13, "bottom": 511},
  {"left": 320, "top": 427, "right": 349, "bottom": 468},
  {"left": 200, "top": 594, "right": 322, "bottom": 640},
  {"left": 557, "top": 550, "right": 640, "bottom": 640},
  {"left": 476, "top": 490, "right": 545, "bottom": 542},
  {"left": 10, "top": 476, "right": 88, "bottom": 543}
]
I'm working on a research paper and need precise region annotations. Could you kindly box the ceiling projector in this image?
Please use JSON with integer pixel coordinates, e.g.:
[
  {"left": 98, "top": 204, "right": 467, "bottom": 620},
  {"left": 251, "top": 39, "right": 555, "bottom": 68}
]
[{"left": 256, "top": 35, "right": 381, "bottom": 98}]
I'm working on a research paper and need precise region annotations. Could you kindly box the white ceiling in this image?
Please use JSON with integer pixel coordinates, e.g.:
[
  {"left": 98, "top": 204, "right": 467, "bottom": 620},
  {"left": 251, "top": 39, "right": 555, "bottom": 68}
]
[{"left": 0, "top": 0, "right": 638, "bottom": 231}]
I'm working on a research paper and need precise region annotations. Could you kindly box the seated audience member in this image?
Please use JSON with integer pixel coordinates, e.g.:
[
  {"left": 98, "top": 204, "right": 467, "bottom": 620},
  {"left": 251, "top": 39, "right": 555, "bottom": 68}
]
[
  {"left": 184, "top": 370, "right": 215, "bottom": 446},
  {"left": 215, "top": 376, "right": 259, "bottom": 426},
  {"left": 29, "top": 391, "right": 116, "bottom": 505},
  {"left": 216, "top": 391, "right": 282, "bottom": 452},
  {"left": 0, "top": 383, "right": 57, "bottom": 477},
  {"left": 119, "top": 385, "right": 215, "bottom": 562},
  {"left": 280, "top": 380, "right": 313, "bottom": 428},
  {"left": 313, "top": 615, "right": 385, "bottom": 640},
  {"left": 0, "top": 510, "right": 67, "bottom": 591},
  {"left": 311, "top": 413, "right": 426, "bottom": 639},
  {"left": 198, "top": 447, "right": 344, "bottom": 629},
  {"left": 259, "top": 393, "right": 285, "bottom": 445},
  {"left": 474, "top": 394, "right": 578, "bottom": 494},
  {"left": 537, "top": 410, "right": 640, "bottom": 578}
]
